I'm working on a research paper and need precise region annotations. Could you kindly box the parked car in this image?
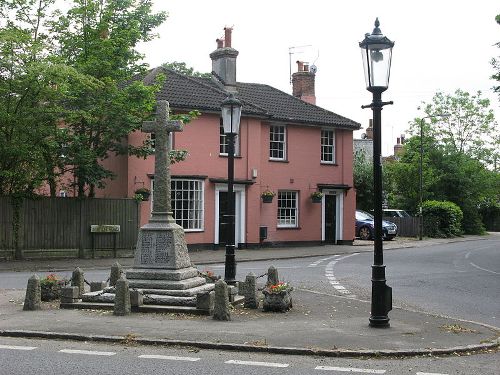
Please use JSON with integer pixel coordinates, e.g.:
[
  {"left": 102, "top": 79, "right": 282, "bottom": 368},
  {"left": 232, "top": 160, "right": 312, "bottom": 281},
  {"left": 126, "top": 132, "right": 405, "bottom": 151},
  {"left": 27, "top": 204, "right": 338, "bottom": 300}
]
[
  {"left": 355, "top": 210, "right": 398, "bottom": 240},
  {"left": 383, "top": 209, "right": 411, "bottom": 218}
]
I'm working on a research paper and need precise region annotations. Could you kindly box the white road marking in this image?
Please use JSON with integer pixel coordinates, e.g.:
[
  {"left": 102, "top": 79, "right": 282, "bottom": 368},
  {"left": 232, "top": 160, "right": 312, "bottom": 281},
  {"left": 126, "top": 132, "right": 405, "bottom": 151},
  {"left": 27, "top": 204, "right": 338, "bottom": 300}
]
[
  {"left": 59, "top": 349, "right": 116, "bottom": 356},
  {"left": 416, "top": 372, "right": 449, "bottom": 375},
  {"left": 469, "top": 262, "right": 500, "bottom": 275},
  {"left": 324, "top": 253, "right": 359, "bottom": 297},
  {"left": 139, "top": 354, "right": 200, "bottom": 361},
  {"left": 315, "top": 365, "right": 385, "bottom": 373},
  {"left": 0, "top": 345, "right": 37, "bottom": 351},
  {"left": 308, "top": 255, "right": 340, "bottom": 267},
  {"left": 225, "top": 359, "right": 289, "bottom": 368}
]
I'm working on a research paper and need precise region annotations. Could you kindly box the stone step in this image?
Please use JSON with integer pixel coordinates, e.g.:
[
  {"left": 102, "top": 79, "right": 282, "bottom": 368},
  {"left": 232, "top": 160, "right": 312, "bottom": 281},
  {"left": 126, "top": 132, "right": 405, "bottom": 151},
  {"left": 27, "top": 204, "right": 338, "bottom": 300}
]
[
  {"left": 143, "top": 294, "right": 197, "bottom": 307},
  {"left": 128, "top": 277, "right": 206, "bottom": 290},
  {"left": 126, "top": 267, "right": 199, "bottom": 281},
  {"left": 139, "top": 283, "right": 214, "bottom": 297}
]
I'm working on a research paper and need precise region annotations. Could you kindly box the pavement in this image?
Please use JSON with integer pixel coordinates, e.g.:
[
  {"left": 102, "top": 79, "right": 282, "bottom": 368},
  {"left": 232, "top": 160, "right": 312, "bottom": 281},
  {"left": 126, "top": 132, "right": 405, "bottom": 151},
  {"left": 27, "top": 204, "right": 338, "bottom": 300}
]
[{"left": 0, "top": 234, "right": 499, "bottom": 358}]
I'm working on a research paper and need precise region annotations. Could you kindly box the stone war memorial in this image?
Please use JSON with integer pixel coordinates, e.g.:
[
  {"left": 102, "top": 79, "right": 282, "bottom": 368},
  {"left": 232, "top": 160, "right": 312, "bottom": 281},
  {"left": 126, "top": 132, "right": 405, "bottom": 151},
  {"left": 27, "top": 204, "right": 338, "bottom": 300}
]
[{"left": 63, "top": 101, "right": 216, "bottom": 314}]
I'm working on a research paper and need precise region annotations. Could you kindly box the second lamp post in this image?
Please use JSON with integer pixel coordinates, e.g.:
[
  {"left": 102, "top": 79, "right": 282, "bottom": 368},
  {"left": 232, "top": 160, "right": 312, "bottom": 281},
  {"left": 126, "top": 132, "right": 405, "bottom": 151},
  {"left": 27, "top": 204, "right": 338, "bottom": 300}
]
[
  {"left": 221, "top": 93, "right": 242, "bottom": 285},
  {"left": 360, "top": 18, "right": 394, "bottom": 328}
]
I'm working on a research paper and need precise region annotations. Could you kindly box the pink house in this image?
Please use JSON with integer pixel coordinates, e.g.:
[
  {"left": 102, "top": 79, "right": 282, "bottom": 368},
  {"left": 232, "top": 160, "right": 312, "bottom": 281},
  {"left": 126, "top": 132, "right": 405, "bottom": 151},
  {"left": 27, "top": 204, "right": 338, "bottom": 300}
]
[{"left": 97, "top": 28, "right": 360, "bottom": 249}]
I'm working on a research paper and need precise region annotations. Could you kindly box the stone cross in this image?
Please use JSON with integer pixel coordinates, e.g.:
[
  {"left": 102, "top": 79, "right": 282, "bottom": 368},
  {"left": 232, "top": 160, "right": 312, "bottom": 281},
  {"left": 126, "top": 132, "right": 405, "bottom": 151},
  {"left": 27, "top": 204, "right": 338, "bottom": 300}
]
[{"left": 142, "top": 101, "right": 183, "bottom": 223}]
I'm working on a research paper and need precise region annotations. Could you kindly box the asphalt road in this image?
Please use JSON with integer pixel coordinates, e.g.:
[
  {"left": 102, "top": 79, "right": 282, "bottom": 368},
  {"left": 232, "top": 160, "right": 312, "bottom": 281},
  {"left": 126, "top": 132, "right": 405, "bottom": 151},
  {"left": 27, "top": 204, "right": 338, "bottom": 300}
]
[{"left": 1, "top": 336, "right": 498, "bottom": 375}]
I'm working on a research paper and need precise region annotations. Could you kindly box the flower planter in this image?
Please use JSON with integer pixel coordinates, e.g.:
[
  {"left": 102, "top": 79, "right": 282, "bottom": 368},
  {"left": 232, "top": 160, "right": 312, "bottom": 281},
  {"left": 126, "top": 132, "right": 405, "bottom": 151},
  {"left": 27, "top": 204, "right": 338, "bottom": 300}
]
[
  {"left": 262, "top": 196, "right": 273, "bottom": 203},
  {"left": 41, "top": 283, "right": 62, "bottom": 302},
  {"left": 135, "top": 191, "right": 150, "bottom": 201},
  {"left": 311, "top": 196, "right": 322, "bottom": 203},
  {"left": 262, "top": 288, "right": 293, "bottom": 312}
]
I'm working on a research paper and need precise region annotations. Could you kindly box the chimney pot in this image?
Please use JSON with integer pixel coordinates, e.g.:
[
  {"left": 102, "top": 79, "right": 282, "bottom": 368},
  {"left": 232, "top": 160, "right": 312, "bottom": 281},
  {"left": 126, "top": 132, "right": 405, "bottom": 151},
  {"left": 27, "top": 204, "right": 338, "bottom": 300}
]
[
  {"left": 296, "top": 61, "right": 304, "bottom": 72},
  {"left": 224, "top": 27, "right": 232, "bottom": 48},
  {"left": 216, "top": 38, "right": 223, "bottom": 49}
]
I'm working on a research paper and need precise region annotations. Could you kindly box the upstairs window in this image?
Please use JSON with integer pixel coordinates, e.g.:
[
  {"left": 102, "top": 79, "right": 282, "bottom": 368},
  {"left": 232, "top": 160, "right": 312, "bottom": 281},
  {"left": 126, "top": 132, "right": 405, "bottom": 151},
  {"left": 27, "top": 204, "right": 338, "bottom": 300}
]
[
  {"left": 321, "top": 129, "right": 335, "bottom": 163},
  {"left": 219, "top": 122, "right": 240, "bottom": 156},
  {"left": 277, "top": 191, "right": 298, "bottom": 228},
  {"left": 269, "top": 125, "right": 286, "bottom": 160}
]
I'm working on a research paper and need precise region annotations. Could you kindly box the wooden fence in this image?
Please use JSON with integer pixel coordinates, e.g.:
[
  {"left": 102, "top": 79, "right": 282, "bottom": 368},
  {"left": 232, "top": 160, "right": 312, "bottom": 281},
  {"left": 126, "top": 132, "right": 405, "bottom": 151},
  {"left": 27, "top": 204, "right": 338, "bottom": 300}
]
[
  {"left": 383, "top": 216, "right": 419, "bottom": 238},
  {"left": 0, "top": 196, "right": 140, "bottom": 260}
]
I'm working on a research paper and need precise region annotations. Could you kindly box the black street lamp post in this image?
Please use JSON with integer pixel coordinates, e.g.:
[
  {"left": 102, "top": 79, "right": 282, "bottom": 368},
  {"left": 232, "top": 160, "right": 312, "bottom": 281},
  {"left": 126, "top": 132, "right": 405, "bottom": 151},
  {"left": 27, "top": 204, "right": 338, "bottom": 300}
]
[
  {"left": 360, "top": 18, "right": 394, "bottom": 328},
  {"left": 419, "top": 114, "right": 449, "bottom": 240},
  {"left": 221, "top": 93, "right": 242, "bottom": 285}
]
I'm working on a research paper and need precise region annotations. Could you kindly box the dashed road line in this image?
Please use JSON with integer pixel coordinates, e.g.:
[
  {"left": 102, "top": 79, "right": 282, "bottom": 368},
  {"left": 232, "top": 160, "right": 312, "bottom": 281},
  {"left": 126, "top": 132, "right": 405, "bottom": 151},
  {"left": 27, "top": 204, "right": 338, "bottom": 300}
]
[
  {"left": 225, "top": 359, "right": 289, "bottom": 368},
  {"left": 0, "top": 345, "right": 37, "bottom": 351},
  {"left": 315, "top": 365, "right": 385, "bottom": 373},
  {"left": 59, "top": 349, "right": 116, "bottom": 356},
  {"left": 139, "top": 354, "right": 200, "bottom": 361},
  {"left": 324, "top": 253, "right": 359, "bottom": 298},
  {"left": 308, "top": 255, "right": 340, "bottom": 267},
  {"left": 416, "top": 372, "right": 448, "bottom": 375}
]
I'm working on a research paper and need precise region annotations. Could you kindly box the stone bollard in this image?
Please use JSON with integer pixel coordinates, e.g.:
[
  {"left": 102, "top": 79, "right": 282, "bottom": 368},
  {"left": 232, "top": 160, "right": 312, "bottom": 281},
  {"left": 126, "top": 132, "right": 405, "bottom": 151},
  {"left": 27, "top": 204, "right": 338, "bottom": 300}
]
[
  {"left": 213, "top": 280, "right": 231, "bottom": 321},
  {"left": 71, "top": 267, "right": 85, "bottom": 298},
  {"left": 130, "top": 289, "right": 143, "bottom": 310},
  {"left": 243, "top": 273, "right": 258, "bottom": 309},
  {"left": 267, "top": 265, "right": 279, "bottom": 287},
  {"left": 109, "top": 262, "right": 122, "bottom": 287},
  {"left": 114, "top": 275, "right": 131, "bottom": 316},
  {"left": 23, "top": 275, "right": 41, "bottom": 311},
  {"left": 90, "top": 281, "right": 107, "bottom": 292}
]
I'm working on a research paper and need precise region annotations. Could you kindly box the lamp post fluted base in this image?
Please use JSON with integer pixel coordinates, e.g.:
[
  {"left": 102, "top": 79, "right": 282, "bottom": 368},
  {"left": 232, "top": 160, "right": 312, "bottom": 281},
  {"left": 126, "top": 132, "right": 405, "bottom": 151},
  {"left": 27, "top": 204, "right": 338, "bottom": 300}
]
[{"left": 369, "top": 264, "right": 392, "bottom": 328}]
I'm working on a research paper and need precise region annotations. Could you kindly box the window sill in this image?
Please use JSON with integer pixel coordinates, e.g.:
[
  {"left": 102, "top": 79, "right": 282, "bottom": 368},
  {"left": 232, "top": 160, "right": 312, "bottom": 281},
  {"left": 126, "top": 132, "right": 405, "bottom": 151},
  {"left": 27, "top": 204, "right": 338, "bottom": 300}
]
[
  {"left": 184, "top": 229, "right": 204, "bottom": 233},
  {"left": 269, "top": 159, "right": 289, "bottom": 163},
  {"left": 219, "top": 154, "right": 242, "bottom": 159},
  {"left": 277, "top": 226, "right": 301, "bottom": 230},
  {"left": 320, "top": 162, "right": 338, "bottom": 166}
]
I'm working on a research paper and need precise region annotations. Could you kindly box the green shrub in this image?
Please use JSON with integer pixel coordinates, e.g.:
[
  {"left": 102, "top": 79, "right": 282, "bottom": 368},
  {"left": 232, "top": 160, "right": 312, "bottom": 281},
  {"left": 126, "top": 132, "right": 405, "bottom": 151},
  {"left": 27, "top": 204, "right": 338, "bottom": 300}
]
[{"left": 422, "top": 200, "right": 463, "bottom": 238}]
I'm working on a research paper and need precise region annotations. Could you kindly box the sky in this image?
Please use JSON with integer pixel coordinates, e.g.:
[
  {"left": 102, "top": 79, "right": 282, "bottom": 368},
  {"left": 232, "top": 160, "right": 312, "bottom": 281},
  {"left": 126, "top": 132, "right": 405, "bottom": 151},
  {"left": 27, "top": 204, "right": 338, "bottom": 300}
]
[{"left": 137, "top": 0, "right": 499, "bottom": 156}]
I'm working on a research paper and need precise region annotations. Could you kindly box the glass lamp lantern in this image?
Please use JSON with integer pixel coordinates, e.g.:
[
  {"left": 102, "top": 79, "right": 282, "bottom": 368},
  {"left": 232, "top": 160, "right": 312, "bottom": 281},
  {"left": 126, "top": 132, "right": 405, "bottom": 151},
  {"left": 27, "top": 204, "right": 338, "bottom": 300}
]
[
  {"left": 359, "top": 18, "right": 394, "bottom": 92},
  {"left": 221, "top": 93, "right": 242, "bottom": 135}
]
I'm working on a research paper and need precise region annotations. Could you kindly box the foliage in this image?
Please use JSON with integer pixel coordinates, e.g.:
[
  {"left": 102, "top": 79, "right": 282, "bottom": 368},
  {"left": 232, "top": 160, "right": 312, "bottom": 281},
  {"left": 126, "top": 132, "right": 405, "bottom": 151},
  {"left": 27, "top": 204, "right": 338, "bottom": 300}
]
[
  {"left": 261, "top": 190, "right": 276, "bottom": 198},
  {"left": 353, "top": 150, "right": 373, "bottom": 211},
  {"left": 199, "top": 270, "right": 220, "bottom": 283},
  {"left": 264, "top": 282, "right": 292, "bottom": 294},
  {"left": 40, "top": 273, "right": 68, "bottom": 301},
  {"left": 422, "top": 200, "right": 463, "bottom": 238},
  {"left": 310, "top": 191, "right": 323, "bottom": 199},
  {"left": 408, "top": 90, "right": 498, "bottom": 166},
  {"left": 162, "top": 61, "right": 211, "bottom": 78}
]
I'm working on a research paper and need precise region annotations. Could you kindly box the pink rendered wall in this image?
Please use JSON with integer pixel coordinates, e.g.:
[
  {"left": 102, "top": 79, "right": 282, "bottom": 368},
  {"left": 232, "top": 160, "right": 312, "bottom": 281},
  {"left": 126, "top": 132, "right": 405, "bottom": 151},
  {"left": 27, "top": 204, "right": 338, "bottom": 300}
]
[{"left": 123, "top": 112, "right": 356, "bottom": 246}]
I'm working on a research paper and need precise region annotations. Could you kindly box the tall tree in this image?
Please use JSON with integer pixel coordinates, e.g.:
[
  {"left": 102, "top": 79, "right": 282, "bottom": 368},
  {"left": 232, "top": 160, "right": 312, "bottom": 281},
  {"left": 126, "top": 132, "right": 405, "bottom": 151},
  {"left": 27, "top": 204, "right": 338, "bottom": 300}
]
[
  {"left": 408, "top": 90, "right": 498, "bottom": 166},
  {"left": 49, "top": 0, "right": 168, "bottom": 196}
]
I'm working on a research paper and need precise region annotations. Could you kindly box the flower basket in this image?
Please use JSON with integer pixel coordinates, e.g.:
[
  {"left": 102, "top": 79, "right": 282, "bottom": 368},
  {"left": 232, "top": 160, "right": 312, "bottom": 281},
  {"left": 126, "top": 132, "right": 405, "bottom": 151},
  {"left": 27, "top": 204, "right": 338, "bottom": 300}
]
[
  {"left": 261, "top": 190, "right": 275, "bottom": 203},
  {"left": 40, "top": 274, "right": 68, "bottom": 301},
  {"left": 262, "top": 282, "right": 293, "bottom": 312},
  {"left": 134, "top": 188, "right": 151, "bottom": 201},
  {"left": 311, "top": 192, "right": 323, "bottom": 203},
  {"left": 200, "top": 270, "right": 220, "bottom": 284}
]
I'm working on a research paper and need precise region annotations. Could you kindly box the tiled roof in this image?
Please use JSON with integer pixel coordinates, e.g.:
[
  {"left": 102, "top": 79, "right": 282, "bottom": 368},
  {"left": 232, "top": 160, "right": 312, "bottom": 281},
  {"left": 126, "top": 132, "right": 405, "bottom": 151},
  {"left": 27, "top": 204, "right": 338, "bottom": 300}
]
[{"left": 143, "top": 67, "right": 360, "bottom": 130}]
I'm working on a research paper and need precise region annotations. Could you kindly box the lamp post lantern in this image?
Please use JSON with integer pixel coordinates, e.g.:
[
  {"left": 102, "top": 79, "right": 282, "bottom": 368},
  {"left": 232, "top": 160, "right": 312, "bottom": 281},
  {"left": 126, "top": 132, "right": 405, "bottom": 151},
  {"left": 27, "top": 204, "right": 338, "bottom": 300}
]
[
  {"left": 221, "top": 93, "right": 242, "bottom": 285},
  {"left": 418, "top": 114, "right": 449, "bottom": 240},
  {"left": 360, "top": 18, "right": 394, "bottom": 328}
]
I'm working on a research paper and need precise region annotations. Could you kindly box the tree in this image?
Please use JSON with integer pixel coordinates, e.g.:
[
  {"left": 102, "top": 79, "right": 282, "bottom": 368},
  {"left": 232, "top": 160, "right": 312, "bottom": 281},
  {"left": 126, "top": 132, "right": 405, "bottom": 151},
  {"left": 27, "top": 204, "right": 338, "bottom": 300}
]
[
  {"left": 353, "top": 150, "right": 373, "bottom": 211},
  {"left": 162, "top": 61, "right": 211, "bottom": 78},
  {"left": 48, "top": 0, "right": 168, "bottom": 197}
]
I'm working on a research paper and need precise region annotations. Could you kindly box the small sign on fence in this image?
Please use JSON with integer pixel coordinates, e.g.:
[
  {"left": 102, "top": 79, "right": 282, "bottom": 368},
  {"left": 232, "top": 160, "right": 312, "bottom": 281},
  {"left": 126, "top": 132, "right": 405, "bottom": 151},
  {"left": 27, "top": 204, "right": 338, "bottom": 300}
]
[{"left": 90, "top": 225, "right": 120, "bottom": 233}]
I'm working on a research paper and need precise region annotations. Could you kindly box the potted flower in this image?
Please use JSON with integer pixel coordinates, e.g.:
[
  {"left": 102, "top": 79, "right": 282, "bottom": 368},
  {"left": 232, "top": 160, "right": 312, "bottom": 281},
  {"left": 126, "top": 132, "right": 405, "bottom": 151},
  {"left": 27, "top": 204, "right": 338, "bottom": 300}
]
[
  {"left": 262, "top": 281, "right": 293, "bottom": 312},
  {"left": 261, "top": 190, "right": 276, "bottom": 203},
  {"left": 134, "top": 187, "right": 151, "bottom": 201},
  {"left": 199, "top": 270, "right": 220, "bottom": 283},
  {"left": 310, "top": 191, "right": 323, "bottom": 203},
  {"left": 40, "top": 273, "right": 68, "bottom": 301}
]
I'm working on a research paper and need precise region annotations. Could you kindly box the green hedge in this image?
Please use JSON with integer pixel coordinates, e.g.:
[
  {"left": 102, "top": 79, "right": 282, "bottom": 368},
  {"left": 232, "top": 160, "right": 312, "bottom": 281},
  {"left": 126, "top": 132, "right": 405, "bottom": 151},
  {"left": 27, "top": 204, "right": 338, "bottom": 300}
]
[{"left": 422, "top": 200, "right": 463, "bottom": 238}]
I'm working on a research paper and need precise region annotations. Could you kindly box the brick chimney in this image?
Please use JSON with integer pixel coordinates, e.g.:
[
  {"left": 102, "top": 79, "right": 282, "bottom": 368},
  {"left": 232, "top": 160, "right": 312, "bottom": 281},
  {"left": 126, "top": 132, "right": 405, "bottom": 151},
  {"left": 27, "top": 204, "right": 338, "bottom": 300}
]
[
  {"left": 365, "top": 119, "right": 373, "bottom": 140},
  {"left": 292, "top": 61, "right": 316, "bottom": 105},
  {"left": 210, "top": 27, "right": 239, "bottom": 93},
  {"left": 394, "top": 136, "right": 403, "bottom": 157}
]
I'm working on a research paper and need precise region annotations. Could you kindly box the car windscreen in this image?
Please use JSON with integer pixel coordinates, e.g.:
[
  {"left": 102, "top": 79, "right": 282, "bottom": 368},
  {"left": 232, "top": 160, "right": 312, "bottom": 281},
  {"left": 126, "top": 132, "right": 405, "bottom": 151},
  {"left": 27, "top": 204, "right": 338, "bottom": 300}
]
[{"left": 356, "top": 211, "right": 373, "bottom": 220}]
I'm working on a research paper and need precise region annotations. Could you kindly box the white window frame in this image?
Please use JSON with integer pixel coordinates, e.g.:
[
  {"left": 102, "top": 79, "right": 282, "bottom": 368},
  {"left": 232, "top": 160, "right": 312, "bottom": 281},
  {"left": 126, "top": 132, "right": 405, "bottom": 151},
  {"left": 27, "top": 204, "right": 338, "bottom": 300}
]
[
  {"left": 321, "top": 129, "right": 335, "bottom": 164},
  {"left": 277, "top": 191, "right": 298, "bottom": 228},
  {"left": 219, "top": 123, "right": 240, "bottom": 156},
  {"left": 152, "top": 179, "right": 204, "bottom": 232},
  {"left": 269, "top": 125, "right": 286, "bottom": 161}
]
